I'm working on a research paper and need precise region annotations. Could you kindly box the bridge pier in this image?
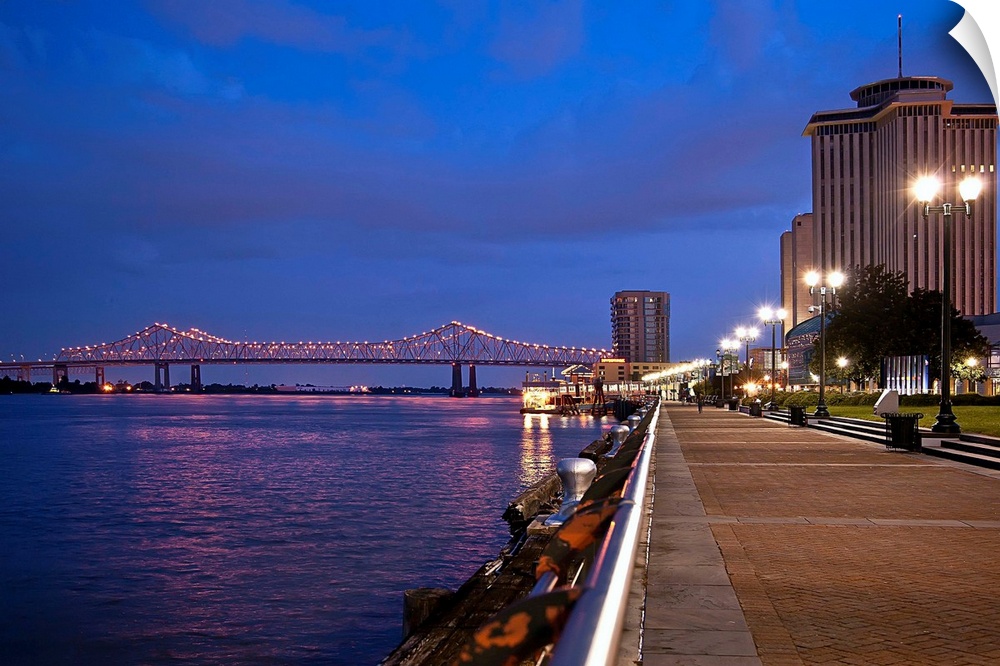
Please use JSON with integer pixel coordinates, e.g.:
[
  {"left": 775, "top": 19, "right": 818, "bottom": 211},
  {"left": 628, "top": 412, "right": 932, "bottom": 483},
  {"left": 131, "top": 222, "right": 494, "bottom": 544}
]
[
  {"left": 190, "top": 364, "right": 202, "bottom": 392},
  {"left": 154, "top": 362, "right": 170, "bottom": 393},
  {"left": 53, "top": 364, "right": 67, "bottom": 387},
  {"left": 468, "top": 364, "right": 479, "bottom": 397},
  {"left": 95, "top": 367, "right": 105, "bottom": 387},
  {"left": 450, "top": 363, "right": 464, "bottom": 398},
  {"left": 18, "top": 364, "right": 31, "bottom": 383}
]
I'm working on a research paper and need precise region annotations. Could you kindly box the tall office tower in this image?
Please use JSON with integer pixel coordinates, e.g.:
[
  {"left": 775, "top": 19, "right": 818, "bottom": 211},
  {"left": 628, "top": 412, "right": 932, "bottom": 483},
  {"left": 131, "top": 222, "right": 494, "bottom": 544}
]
[
  {"left": 781, "top": 213, "right": 815, "bottom": 329},
  {"left": 610, "top": 291, "right": 670, "bottom": 363},
  {"left": 799, "top": 75, "right": 997, "bottom": 315}
]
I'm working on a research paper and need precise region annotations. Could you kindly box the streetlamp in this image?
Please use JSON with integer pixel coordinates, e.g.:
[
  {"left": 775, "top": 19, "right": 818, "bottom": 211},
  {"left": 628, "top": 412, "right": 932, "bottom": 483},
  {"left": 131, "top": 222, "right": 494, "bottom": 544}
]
[
  {"left": 759, "top": 306, "right": 787, "bottom": 410},
  {"left": 735, "top": 327, "right": 758, "bottom": 385},
  {"left": 717, "top": 338, "right": 737, "bottom": 401},
  {"left": 836, "top": 356, "right": 849, "bottom": 393},
  {"left": 914, "top": 175, "right": 982, "bottom": 433},
  {"left": 805, "top": 269, "right": 844, "bottom": 418}
]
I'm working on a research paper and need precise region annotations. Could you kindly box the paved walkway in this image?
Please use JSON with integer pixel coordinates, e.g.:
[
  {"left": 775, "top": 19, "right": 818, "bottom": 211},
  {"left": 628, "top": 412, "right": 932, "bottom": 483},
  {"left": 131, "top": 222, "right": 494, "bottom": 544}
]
[{"left": 636, "top": 403, "right": 1000, "bottom": 665}]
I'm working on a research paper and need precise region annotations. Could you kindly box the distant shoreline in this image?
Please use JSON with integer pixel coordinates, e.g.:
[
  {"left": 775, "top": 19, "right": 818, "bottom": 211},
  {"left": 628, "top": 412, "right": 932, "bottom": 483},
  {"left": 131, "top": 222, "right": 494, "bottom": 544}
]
[{"left": 0, "top": 377, "right": 521, "bottom": 396}]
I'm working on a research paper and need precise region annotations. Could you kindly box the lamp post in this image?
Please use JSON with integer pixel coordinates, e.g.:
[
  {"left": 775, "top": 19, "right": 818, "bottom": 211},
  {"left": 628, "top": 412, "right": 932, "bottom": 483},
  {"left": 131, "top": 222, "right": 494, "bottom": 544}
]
[
  {"left": 759, "top": 307, "right": 787, "bottom": 410},
  {"left": 805, "top": 269, "right": 844, "bottom": 418},
  {"left": 735, "top": 327, "right": 758, "bottom": 392},
  {"left": 914, "top": 175, "right": 982, "bottom": 433},
  {"left": 836, "top": 356, "right": 849, "bottom": 393},
  {"left": 717, "top": 338, "right": 737, "bottom": 401}
]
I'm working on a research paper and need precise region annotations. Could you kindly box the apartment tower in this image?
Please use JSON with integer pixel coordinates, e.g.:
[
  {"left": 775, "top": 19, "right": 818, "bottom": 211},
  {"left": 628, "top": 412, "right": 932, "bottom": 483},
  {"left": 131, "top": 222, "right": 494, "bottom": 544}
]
[
  {"left": 785, "top": 75, "right": 997, "bottom": 327},
  {"left": 610, "top": 290, "right": 670, "bottom": 363}
]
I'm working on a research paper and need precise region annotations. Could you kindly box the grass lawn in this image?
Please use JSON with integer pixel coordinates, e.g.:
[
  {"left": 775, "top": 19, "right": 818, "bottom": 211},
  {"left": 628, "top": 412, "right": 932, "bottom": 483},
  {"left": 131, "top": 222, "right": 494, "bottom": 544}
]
[{"left": 826, "top": 404, "right": 1000, "bottom": 438}]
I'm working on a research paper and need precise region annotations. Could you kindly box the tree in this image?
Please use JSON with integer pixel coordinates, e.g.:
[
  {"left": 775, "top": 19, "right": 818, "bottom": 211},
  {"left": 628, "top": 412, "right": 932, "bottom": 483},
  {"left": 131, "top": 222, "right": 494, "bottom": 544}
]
[
  {"left": 818, "top": 265, "right": 909, "bottom": 384},
  {"left": 818, "top": 265, "right": 990, "bottom": 387},
  {"left": 900, "top": 288, "right": 990, "bottom": 384}
]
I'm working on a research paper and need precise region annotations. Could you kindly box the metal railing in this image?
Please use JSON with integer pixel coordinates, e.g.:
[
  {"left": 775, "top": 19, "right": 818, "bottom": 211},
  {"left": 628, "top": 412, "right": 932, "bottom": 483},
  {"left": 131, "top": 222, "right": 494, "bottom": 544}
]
[{"left": 547, "top": 403, "right": 658, "bottom": 665}]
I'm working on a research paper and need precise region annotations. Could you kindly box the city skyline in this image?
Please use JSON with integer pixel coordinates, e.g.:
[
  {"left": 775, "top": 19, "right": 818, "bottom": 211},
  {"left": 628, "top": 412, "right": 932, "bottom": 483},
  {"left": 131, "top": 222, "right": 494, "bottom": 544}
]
[{"left": 1, "top": 1, "right": 997, "bottom": 388}]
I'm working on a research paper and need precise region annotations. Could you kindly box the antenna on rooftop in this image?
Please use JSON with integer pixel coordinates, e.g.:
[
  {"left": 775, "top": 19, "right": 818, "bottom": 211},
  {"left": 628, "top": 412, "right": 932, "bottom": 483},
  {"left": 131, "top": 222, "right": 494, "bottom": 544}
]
[{"left": 897, "top": 14, "right": 903, "bottom": 78}]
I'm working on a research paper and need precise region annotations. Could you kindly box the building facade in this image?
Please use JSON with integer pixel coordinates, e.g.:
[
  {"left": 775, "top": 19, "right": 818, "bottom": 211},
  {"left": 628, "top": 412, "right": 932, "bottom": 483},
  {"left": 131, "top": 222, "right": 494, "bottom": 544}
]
[
  {"left": 610, "top": 290, "right": 670, "bottom": 363},
  {"left": 787, "top": 75, "right": 997, "bottom": 321},
  {"left": 780, "top": 213, "right": 815, "bottom": 329}
]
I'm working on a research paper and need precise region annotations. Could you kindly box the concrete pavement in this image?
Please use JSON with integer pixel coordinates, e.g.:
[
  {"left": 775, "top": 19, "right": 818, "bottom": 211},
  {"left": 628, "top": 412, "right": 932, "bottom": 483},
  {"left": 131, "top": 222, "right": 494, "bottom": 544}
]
[{"left": 634, "top": 403, "right": 1000, "bottom": 665}]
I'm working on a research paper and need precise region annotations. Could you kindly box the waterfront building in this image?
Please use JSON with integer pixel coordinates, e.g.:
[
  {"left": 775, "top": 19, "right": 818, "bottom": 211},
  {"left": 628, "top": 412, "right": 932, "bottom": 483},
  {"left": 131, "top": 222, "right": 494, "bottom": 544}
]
[
  {"left": 784, "top": 75, "right": 997, "bottom": 328},
  {"left": 610, "top": 290, "right": 670, "bottom": 363},
  {"left": 593, "top": 358, "right": 673, "bottom": 384}
]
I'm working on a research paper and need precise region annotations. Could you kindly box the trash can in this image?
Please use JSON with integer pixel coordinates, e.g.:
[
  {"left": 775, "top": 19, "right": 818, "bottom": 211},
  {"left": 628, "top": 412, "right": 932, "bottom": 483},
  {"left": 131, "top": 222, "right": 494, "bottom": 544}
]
[
  {"left": 727, "top": 397, "right": 739, "bottom": 411},
  {"left": 715, "top": 397, "right": 725, "bottom": 408},
  {"left": 750, "top": 400, "right": 763, "bottom": 417},
  {"left": 789, "top": 405, "right": 806, "bottom": 426},
  {"left": 883, "top": 412, "right": 923, "bottom": 451}
]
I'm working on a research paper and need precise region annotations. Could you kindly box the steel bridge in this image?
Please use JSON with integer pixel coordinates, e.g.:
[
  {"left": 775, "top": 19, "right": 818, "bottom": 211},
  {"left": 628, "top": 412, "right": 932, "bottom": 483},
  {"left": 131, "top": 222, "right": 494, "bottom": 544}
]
[{"left": 1, "top": 321, "right": 608, "bottom": 395}]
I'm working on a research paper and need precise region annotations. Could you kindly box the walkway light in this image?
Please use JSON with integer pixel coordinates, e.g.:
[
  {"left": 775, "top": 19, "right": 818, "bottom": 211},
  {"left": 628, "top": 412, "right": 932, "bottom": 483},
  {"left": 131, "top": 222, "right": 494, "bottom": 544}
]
[
  {"left": 759, "top": 306, "right": 787, "bottom": 410},
  {"left": 959, "top": 176, "right": 983, "bottom": 203},
  {"left": 735, "top": 327, "right": 758, "bottom": 387},
  {"left": 805, "top": 270, "right": 843, "bottom": 418},
  {"left": 914, "top": 175, "right": 941, "bottom": 203},
  {"left": 914, "top": 174, "right": 982, "bottom": 433}
]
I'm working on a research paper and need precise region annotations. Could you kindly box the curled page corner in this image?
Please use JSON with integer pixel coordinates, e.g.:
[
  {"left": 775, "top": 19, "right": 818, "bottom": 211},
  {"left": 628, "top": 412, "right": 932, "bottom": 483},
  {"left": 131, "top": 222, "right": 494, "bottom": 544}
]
[{"left": 948, "top": 0, "right": 999, "bottom": 106}]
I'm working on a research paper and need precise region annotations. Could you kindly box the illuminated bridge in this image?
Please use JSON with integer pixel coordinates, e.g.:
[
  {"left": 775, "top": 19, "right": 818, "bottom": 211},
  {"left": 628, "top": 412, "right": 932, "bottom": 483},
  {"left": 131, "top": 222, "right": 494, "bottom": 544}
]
[{"left": 1, "top": 321, "right": 609, "bottom": 394}]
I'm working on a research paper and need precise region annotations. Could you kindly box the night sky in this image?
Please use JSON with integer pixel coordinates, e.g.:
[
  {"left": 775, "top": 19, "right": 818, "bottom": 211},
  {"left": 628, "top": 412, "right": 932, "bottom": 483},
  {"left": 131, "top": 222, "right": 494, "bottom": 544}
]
[{"left": 1, "top": 1, "right": 996, "bottom": 388}]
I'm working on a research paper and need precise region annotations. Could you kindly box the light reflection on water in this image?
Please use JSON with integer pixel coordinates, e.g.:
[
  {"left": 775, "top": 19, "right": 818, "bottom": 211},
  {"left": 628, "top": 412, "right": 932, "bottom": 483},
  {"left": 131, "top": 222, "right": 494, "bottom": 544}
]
[{"left": 0, "top": 394, "right": 608, "bottom": 665}]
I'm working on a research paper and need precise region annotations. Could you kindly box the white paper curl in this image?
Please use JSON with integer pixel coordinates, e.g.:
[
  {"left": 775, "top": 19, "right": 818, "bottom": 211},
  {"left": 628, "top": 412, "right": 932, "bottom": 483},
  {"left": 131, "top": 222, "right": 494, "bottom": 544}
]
[{"left": 949, "top": 0, "right": 1000, "bottom": 106}]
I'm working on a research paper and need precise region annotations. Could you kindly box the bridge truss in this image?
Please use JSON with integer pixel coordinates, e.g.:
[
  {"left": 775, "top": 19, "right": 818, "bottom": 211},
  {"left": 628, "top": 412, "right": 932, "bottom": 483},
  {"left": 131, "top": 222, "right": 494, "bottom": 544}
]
[{"left": 48, "top": 321, "right": 608, "bottom": 367}]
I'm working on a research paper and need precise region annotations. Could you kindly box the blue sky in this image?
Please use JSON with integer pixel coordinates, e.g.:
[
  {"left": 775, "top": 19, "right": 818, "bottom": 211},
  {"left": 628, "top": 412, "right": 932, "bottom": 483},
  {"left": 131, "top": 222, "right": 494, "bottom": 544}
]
[{"left": 0, "top": 0, "right": 995, "bottom": 387}]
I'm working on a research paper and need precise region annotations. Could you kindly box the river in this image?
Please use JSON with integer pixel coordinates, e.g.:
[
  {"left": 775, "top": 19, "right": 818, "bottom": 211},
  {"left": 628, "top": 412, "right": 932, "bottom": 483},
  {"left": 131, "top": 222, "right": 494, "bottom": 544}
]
[{"left": 0, "top": 394, "right": 609, "bottom": 664}]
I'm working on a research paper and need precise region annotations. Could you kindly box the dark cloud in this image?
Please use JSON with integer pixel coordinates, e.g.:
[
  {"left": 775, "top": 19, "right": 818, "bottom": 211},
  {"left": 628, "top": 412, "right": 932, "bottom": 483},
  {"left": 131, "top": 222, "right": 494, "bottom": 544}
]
[
  {"left": 488, "top": 0, "right": 585, "bottom": 77},
  {"left": 147, "top": 0, "right": 394, "bottom": 53},
  {"left": 0, "top": 0, "right": 994, "bottom": 371}
]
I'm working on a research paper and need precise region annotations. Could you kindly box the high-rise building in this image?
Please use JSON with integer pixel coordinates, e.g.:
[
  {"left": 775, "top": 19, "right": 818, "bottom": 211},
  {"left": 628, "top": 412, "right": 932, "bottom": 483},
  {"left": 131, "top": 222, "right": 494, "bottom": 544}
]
[
  {"left": 780, "top": 213, "right": 815, "bottom": 331},
  {"left": 785, "top": 75, "right": 997, "bottom": 327},
  {"left": 610, "top": 290, "right": 670, "bottom": 363}
]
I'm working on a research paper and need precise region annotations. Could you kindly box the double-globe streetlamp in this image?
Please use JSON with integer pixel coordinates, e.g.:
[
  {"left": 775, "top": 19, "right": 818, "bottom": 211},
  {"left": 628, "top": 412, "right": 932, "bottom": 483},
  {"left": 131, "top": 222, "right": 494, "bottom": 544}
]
[
  {"left": 758, "top": 306, "right": 787, "bottom": 410},
  {"left": 805, "top": 270, "right": 844, "bottom": 418},
  {"left": 735, "top": 327, "right": 758, "bottom": 391},
  {"left": 716, "top": 338, "right": 738, "bottom": 401},
  {"left": 914, "top": 174, "right": 983, "bottom": 433}
]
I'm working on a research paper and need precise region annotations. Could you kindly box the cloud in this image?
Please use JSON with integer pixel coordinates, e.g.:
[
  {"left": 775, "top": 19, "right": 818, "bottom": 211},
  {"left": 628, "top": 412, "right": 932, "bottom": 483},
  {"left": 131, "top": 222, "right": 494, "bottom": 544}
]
[
  {"left": 147, "top": 0, "right": 394, "bottom": 54},
  {"left": 489, "top": 0, "right": 585, "bottom": 77}
]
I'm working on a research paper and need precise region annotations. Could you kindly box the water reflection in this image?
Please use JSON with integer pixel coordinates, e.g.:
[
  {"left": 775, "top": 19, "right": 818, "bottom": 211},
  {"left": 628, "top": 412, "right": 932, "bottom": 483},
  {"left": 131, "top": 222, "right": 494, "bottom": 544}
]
[
  {"left": 519, "top": 414, "right": 556, "bottom": 486},
  {"left": 0, "top": 394, "right": 606, "bottom": 665}
]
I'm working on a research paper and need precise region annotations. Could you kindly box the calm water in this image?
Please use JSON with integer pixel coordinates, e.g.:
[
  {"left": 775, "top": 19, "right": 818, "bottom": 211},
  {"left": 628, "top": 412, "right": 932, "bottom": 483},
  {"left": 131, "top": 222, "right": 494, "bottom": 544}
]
[{"left": 0, "top": 394, "right": 609, "bottom": 665}]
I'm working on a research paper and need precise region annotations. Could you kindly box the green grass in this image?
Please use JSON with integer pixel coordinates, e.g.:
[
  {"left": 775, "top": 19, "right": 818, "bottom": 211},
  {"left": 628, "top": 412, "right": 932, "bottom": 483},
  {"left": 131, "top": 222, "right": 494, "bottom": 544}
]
[{"left": 827, "top": 404, "right": 1000, "bottom": 438}]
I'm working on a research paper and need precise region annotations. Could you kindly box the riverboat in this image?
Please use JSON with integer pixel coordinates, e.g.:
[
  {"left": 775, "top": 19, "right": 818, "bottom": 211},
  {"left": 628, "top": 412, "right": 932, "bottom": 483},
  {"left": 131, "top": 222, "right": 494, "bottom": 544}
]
[{"left": 520, "top": 367, "right": 593, "bottom": 415}]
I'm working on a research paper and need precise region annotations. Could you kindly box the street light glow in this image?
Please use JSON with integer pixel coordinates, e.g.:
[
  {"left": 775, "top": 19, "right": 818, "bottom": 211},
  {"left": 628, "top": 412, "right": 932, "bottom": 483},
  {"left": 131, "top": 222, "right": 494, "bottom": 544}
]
[
  {"left": 914, "top": 175, "right": 940, "bottom": 203},
  {"left": 805, "top": 270, "right": 819, "bottom": 287},
  {"left": 829, "top": 271, "right": 845, "bottom": 288},
  {"left": 959, "top": 176, "right": 983, "bottom": 202}
]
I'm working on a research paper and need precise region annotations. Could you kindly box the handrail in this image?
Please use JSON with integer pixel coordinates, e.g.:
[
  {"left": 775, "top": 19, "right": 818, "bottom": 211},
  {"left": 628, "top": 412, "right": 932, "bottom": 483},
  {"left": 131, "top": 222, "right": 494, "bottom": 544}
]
[{"left": 548, "top": 403, "right": 658, "bottom": 665}]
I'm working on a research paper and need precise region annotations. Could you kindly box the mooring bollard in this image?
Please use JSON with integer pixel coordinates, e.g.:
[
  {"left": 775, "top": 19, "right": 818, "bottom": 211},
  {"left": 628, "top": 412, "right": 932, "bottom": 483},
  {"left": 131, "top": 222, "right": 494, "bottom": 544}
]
[
  {"left": 626, "top": 414, "right": 641, "bottom": 432},
  {"left": 545, "top": 458, "right": 598, "bottom": 526},
  {"left": 608, "top": 424, "right": 630, "bottom": 456}
]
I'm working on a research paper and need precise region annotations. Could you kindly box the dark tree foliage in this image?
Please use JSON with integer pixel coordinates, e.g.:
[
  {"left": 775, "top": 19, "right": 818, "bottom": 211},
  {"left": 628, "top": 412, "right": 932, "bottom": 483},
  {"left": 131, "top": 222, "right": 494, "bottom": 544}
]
[
  {"left": 818, "top": 265, "right": 908, "bottom": 383},
  {"left": 903, "top": 288, "right": 992, "bottom": 379},
  {"left": 817, "top": 265, "right": 990, "bottom": 384}
]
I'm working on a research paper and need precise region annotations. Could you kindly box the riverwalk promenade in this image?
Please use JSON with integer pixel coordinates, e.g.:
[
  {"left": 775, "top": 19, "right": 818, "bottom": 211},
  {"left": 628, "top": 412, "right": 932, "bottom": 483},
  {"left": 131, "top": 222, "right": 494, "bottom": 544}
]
[{"left": 630, "top": 403, "right": 1000, "bottom": 665}]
